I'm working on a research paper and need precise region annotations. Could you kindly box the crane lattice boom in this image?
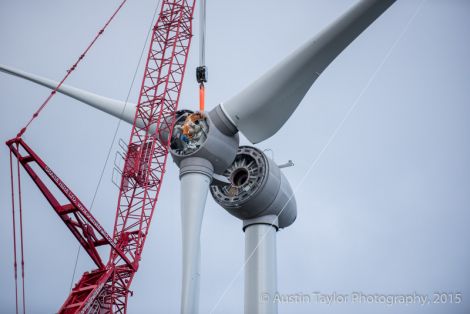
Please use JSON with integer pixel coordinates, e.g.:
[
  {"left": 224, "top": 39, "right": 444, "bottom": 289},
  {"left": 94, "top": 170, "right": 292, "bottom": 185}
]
[{"left": 6, "top": 0, "right": 196, "bottom": 312}]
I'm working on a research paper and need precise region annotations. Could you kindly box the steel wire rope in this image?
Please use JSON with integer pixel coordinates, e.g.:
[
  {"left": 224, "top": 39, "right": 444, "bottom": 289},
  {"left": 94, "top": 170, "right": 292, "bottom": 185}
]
[
  {"left": 9, "top": 1, "right": 129, "bottom": 310},
  {"left": 15, "top": 0, "right": 128, "bottom": 139},
  {"left": 9, "top": 151, "right": 19, "bottom": 314}
]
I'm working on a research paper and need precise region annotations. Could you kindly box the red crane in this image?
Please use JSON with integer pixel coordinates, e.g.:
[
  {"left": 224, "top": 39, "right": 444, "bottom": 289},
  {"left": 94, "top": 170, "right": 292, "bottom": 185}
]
[{"left": 7, "top": 0, "right": 196, "bottom": 312}]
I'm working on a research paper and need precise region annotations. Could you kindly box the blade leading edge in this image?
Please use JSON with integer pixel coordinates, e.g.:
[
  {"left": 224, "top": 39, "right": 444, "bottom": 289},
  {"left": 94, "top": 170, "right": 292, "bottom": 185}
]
[{"left": 221, "top": 0, "right": 396, "bottom": 143}]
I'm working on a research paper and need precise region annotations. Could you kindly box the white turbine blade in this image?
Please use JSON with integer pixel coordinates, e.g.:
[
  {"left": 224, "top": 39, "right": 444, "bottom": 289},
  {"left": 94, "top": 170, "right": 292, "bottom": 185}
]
[
  {"left": 180, "top": 171, "right": 211, "bottom": 314},
  {"left": 0, "top": 64, "right": 136, "bottom": 124},
  {"left": 221, "top": 0, "right": 396, "bottom": 143}
]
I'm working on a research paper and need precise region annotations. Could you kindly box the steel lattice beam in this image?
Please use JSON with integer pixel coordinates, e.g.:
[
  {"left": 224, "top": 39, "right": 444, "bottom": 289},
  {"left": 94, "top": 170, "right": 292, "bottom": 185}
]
[
  {"left": 6, "top": 138, "right": 134, "bottom": 271},
  {"left": 62, "top": 0, "right": 196, "bottom": 312},
  {"left": 6, "top": 1, "right": 195, "bottom": 312}
]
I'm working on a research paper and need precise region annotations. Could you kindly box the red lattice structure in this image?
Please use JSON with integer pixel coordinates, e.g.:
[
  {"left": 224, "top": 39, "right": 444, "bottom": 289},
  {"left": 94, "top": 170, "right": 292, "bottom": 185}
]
[{"left": 7, "top": 0, "right": 196, "bottom": 312}]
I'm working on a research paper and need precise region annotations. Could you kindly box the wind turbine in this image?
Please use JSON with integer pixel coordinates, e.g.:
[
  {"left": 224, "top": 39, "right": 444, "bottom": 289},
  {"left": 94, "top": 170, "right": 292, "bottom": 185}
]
[{"left": 0, "top": 0, "right": 396, "bottom": 313}]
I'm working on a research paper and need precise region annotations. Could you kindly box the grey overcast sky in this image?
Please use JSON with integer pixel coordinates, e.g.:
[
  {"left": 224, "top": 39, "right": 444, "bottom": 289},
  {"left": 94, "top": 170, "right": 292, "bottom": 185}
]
[{"left": 1, "top": 0, "right": 469, "bottom": 313}]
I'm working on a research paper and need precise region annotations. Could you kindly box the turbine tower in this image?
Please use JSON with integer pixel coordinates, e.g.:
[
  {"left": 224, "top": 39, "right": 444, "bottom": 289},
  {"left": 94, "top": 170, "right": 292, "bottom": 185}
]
[{"left": 2, "top": 0, "right": 396, "bottom": 312}]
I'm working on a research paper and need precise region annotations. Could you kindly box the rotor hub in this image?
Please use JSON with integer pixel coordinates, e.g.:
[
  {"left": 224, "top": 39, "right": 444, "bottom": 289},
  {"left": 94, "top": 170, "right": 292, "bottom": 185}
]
[
  {"left": 171, "top": 111, "right": 209, "bottom": 156},
  {"left": 211, "top": 146, "right": 268, "bottom": 206},
  {"left": 210, "top": 146, "right": 297, "bottom": 228},
  {"left": 169, "top": 109, "right": 240, "bottom": 175}
]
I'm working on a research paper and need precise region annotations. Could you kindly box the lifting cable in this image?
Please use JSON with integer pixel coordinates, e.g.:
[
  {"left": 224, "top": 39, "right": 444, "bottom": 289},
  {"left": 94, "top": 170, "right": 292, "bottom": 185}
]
[
  {"left": 8, "top": 0, "right": 129, "bottom": 307},
  {"left": 16, "top": 144, "right": 26, "bottom": 314},
  {"left": 15, "top": 0, "right": 128, "bottom": 139},
  {"left": 9, "top": 151, "right": 19, "bottom": 314},
  {"left": 196, "top": 0, "right": 207, "bottom": 111},
  {"left": 9, "top": 144, "right": 26, "bottom": 314}
]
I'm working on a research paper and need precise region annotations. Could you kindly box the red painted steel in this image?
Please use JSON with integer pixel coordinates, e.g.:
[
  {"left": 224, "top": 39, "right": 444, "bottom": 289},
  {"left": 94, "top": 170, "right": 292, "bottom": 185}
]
[
  {"left": 105, "top": 0, "right": 196, "bottom": 310},
  {"left": 7, "top": 138, "right": 134, "bottom": 270},
  {"left": 7, "top": 0, "right": 196, "bottom": 312}
]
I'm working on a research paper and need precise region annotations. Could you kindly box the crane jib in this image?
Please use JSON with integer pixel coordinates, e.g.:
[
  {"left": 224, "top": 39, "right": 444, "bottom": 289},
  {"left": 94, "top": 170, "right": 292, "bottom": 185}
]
[
  {"left": 6, "top": 138, "right": 134, "bottom": 271},
  {"left": 5, "top": 0, "right": 197, "bottom": 311}
]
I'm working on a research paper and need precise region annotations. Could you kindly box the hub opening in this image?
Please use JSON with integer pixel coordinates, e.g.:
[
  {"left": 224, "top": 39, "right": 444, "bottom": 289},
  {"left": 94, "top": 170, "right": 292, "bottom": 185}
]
[{"left": 231, "top": 168, "right": 249, "bottom": 187}]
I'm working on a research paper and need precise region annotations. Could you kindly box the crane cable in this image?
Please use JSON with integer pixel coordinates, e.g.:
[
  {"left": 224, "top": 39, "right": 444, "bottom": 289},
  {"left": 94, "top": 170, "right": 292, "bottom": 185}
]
[
  {"left": 199, "top": 0, "right": 206, "bottom": 68},
  {"left": 9, "top": 144, "right": 26, "bottom": 314},
  {"left": 7, "top": 0, "right": 128, "bottom": 303},
  {"left": 15, "top": 0, "right": 128, "bottom": 139},
  {"left": 9, "top": 151, "right": 19, "bottom": 314},
  {"left": 16, "top": 144, "right": 26, "bottom": 314},
  {"left": 197, "top": 0, "right": 207, "bottom": 112}
]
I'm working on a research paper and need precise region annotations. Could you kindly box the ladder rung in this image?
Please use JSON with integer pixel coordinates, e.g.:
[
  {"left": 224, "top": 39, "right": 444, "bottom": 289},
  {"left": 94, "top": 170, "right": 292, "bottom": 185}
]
[
  {"left": 63, "top": 302, "right": 82, "bottom": 309},
  {"left": 73, "top": 284, "right": 97, "bottom": 293}
]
